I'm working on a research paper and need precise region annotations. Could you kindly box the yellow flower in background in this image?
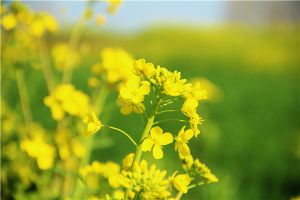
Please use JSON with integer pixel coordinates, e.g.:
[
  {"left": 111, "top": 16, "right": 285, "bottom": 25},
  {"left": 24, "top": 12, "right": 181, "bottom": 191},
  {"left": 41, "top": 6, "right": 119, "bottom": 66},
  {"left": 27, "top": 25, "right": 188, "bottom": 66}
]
[
  {"left": 175, "top": 126, "right": 194, "bottom": 159},
  {"left": 1, "top": 13, "right": 17, "bottom": 30},
  {"left": 21, "top": 136, "right": 55, "bottom": 170},
  {"left": 96, "top": 14, "right": 106, "bottom": 26},
  {"left": 171, "top": 173, "right": 191, "bottom": 193},
  {"left": 100, "top": 48, "right": 135, "bottom": 84},
  {"left": 28, "top": 13, "right": 58, "bottom": 37},
  {"left": 41, "top": 13, "right": 58, "bottom": 32},
  {"left": 142, "top": 126, "right": 173, "bottom": 159},
  {"left": 133, "top": 58, "right": 156, "bottom": 79},
  {"left": 44, "top": 84, "right": 90, "bottom": 120},
  {"left": 52, "top": 43, "right": 79, "bottom": 70},
  {"left": 83, "top": 112, "right": 102, "bottom": 136},
  {"left": 119, "top": 98, "right": 145, "bottom": 115},
  {"left": 106, "top": 0, "right": 122, "bottom": 14},
  {"left": 163, "top": 71, "right": 187, "bottom": 96}
]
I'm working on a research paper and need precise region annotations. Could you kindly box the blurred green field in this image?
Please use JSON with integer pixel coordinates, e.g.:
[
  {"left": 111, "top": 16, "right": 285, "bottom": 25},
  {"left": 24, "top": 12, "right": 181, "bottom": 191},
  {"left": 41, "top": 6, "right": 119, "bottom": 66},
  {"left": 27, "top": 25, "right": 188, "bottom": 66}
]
[{"left": 3, "top": 24, "right": 300, "bottom": 199}]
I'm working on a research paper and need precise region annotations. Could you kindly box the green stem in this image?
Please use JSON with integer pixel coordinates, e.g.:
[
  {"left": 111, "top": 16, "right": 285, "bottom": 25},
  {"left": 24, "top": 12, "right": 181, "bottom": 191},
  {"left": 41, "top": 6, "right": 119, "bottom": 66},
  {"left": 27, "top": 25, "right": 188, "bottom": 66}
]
[
  {"left": 62, "top": 16, "right": 86, "bottom": 83},
  {"left": 124, "top": 98, "right": 162, "bottom": 199},
  {"left": 156, "top": 109, "right": 180, "bottom": 115},
  {"left": 93, "top": 85, "right": 109, "bottom": 115},
  {"left": 16, "top": 69, "right": 32, "bottom": 124},
  {"left": 101, "top": 125, "right": 137, "bottom": 146},
  {"left": 38, "top": 39, "right": 55, "bottom": 93},
  {"left": 154, "top": 119, "right": 189, "bottom": 125},
  {"left": 188, "top": 181, "right": 205, "bottom": 189},
  {"left": 175, "top": 192, "right": 183, "bottom": 200}
]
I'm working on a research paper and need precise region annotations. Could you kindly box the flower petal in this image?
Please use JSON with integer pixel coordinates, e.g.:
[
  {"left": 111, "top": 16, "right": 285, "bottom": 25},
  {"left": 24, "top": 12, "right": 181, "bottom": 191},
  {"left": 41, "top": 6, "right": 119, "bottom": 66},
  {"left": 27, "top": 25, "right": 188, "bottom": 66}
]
[
  {"left": 153, "top": 144, "right": 163, "bottom": 159},
  {"left": 141, "top": 137, "right": 154, "bottom": 152},
  {"left": 159, "top": 132, "right": 173, "bottom": 145},
  {"left": 150, "top": 126, "right": 163, "bottom": 140},
  {"left": 184, "top": 129, "right": 194, "bottom": 141}
]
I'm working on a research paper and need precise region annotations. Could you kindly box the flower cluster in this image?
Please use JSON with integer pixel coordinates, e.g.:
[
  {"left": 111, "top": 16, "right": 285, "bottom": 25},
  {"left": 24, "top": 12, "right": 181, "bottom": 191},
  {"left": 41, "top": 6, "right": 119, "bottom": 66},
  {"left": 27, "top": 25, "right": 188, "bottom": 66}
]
[
  {"left": 1, "top": 1, "right": 219, "bottom": 199},
  {"left": 44, "top": 84, "right": 90, "bottom": 120}
]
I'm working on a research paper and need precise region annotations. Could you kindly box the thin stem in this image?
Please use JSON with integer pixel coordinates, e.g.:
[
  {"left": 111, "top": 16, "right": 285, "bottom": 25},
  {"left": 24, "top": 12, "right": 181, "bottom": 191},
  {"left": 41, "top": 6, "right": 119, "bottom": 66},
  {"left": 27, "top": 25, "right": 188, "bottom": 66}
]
[
  {"left": 188, "top": 181, "right": 205, "bottom": 189},
  {"left": 124, "top": 97, "right": 162, "bottom": 199},
  {"left": 16, "top": 69, "right": 32, "bottom": 124},
  {"left": 62, "top": 16, "right": 86, "bottom": 83},
  {"left": 153, "top": 119, "right": 189, "bottom": 125},
  {"left": 38, "top": 38, "right": 55, "bottom": 93},
  {"left": 93, "top": 85, "right": 109, "bottom": 115},
  {"left": 101, "top": 125, "right": 137, "bottom": 146},
  {"left": 156, "top": 109, "right": 181, "bottom": 115},
  {"left": 175, "top": 192, "right": 183, "bottom": 200}
]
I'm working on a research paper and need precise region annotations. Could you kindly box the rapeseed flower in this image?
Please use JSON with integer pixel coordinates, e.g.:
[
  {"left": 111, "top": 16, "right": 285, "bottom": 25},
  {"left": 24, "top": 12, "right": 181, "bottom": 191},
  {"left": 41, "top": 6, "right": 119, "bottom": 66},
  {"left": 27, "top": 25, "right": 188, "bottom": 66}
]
[
  {"left": 1, "top": 13, "right": 17, "bottom": 30},
  {"left": 21, "top": 136, "right": 55, "bottom": 170},
  {"left": 133, "top": 58, "right": 156, "bottom": 79},
  {"left": 52, "top": 43, "right": 79, "bottom": 70},
  {"left": 100, "top": 48, "right": 135, "bottom": 84},
  {"left": 170, "top": 173, "right": 191, "bottom": 193},
  {"left": 119, "top": 79, "right": 150, "bottom": 115},
  {"left": 44, "top": 84, "right": 90, "bottom": 120},
  {"left": 163, "top": 71, "right": 187, "bottom": 96},
  {"left": 83, "top": 112, "right": 102, "bottom": 136},
  {"left": 142, "top": 126, "right": 173, "bottom": 159},
  {"left": 121, "top": 160, "right": 171, "bottom": 199},
  {"left": 175, "top": 126, "right": 194, "bottom": 159}
]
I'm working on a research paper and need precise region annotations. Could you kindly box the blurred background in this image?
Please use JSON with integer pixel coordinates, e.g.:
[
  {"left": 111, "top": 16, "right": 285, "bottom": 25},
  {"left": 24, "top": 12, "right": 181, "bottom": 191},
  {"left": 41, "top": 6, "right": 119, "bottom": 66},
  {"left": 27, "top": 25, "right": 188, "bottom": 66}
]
[{"left": 4, "top": 1, "right": 300, "bottom": 199}]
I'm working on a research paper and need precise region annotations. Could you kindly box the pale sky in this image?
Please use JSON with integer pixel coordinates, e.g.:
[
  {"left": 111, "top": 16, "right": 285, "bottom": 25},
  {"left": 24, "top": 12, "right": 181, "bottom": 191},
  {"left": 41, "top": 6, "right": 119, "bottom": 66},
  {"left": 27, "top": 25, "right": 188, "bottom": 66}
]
[{"left": 25, "top": 1, "right": 227, "bottom": 32}]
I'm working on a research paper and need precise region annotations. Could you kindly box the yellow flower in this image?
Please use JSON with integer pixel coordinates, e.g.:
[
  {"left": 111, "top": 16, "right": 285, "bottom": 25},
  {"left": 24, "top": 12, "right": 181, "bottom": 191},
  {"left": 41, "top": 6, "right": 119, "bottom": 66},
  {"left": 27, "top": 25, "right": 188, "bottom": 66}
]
[
  {"left": 106, "top": 0, "right": 122, "bottom": 14},
  {"left": 171, "top": 173, "right": 191, "bottom": 193},
  {"left": 193, "top": 159, "right": 219, "bottom": 183},
  {"left": 83, "top": 112, "right": 102, "bottom": 136},
  {"left": 181, "top": 98, "right": 203, "bottom": 137},
  {"left": 163, "top": 71, "right": 187, "bottom": 96},
  {"left": 52, "top": 43, "right": 79, "bottom": 70},
  {"left": 119, "top": 98, "right": 145, "bottom": 115},
  {"left": 1, "top": 14, "right": 17, "bottom": 30},
  {"left": 181, "top": 97, "right": 198, "bottom": 117},
  {"left": 21, "top": 136, "right": 55, "bottom": 170},
  {"left": 113, "top": 190, "right": 125, "bottom": 200},
  {"left": 44, "top": 84, "right": 90, "bottom": 120},
  {"left": 175, "top": 126, "right": 194, "bottom": 159},
  {"left": 119, "top": 78, "right": 150, "bottom": 115},
  {"left": 189, "top": 113, "right": 204, "bottom": 137},
  {"left": 100, "top": 48, "right": 135, "bottom": 84},
  {"left": 133, "top": 58, "right": 156, "bottom": 78},
  {"left": 183, "top": 82, "right": 207, "bottom": 101},
  {"left": 121, "top": 160, "right": 171, "bottom": 199},
  {"left": 120, "top": 79, "right": 150, "bottom": 104},
  {"left": 96, "top": 14, "right": 106, "bottom": 26},
  {"left": 142, "top": 126, "right": 173, "bottom": 159}
]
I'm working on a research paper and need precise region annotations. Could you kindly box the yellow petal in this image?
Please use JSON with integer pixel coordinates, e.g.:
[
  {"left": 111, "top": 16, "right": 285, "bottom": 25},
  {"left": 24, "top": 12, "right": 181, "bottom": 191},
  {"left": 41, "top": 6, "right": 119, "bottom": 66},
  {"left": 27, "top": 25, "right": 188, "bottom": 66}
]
[
  {"left": 159, "top": 132, "right": 173, "bottom": 145},
  {"left": 173, "top": 174, "right": 191, "bottom": 193},
  {"left": 178, "top": 143, "right": 190, "bottom": 158},
  {"left": 120, "top": 105, "right": 132, "bottom": 115},
  {"left": 141, "top": 137, "right": 154, "bottom": 152},
  {"left": 153, "top": 144, "right": 163, "bottom": 159},
  {"left": 150, "top": 126, "right": 163, "bottom": 140},
  {"left": 184, "top": 129, "right": 194, "bottom": 141}
]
